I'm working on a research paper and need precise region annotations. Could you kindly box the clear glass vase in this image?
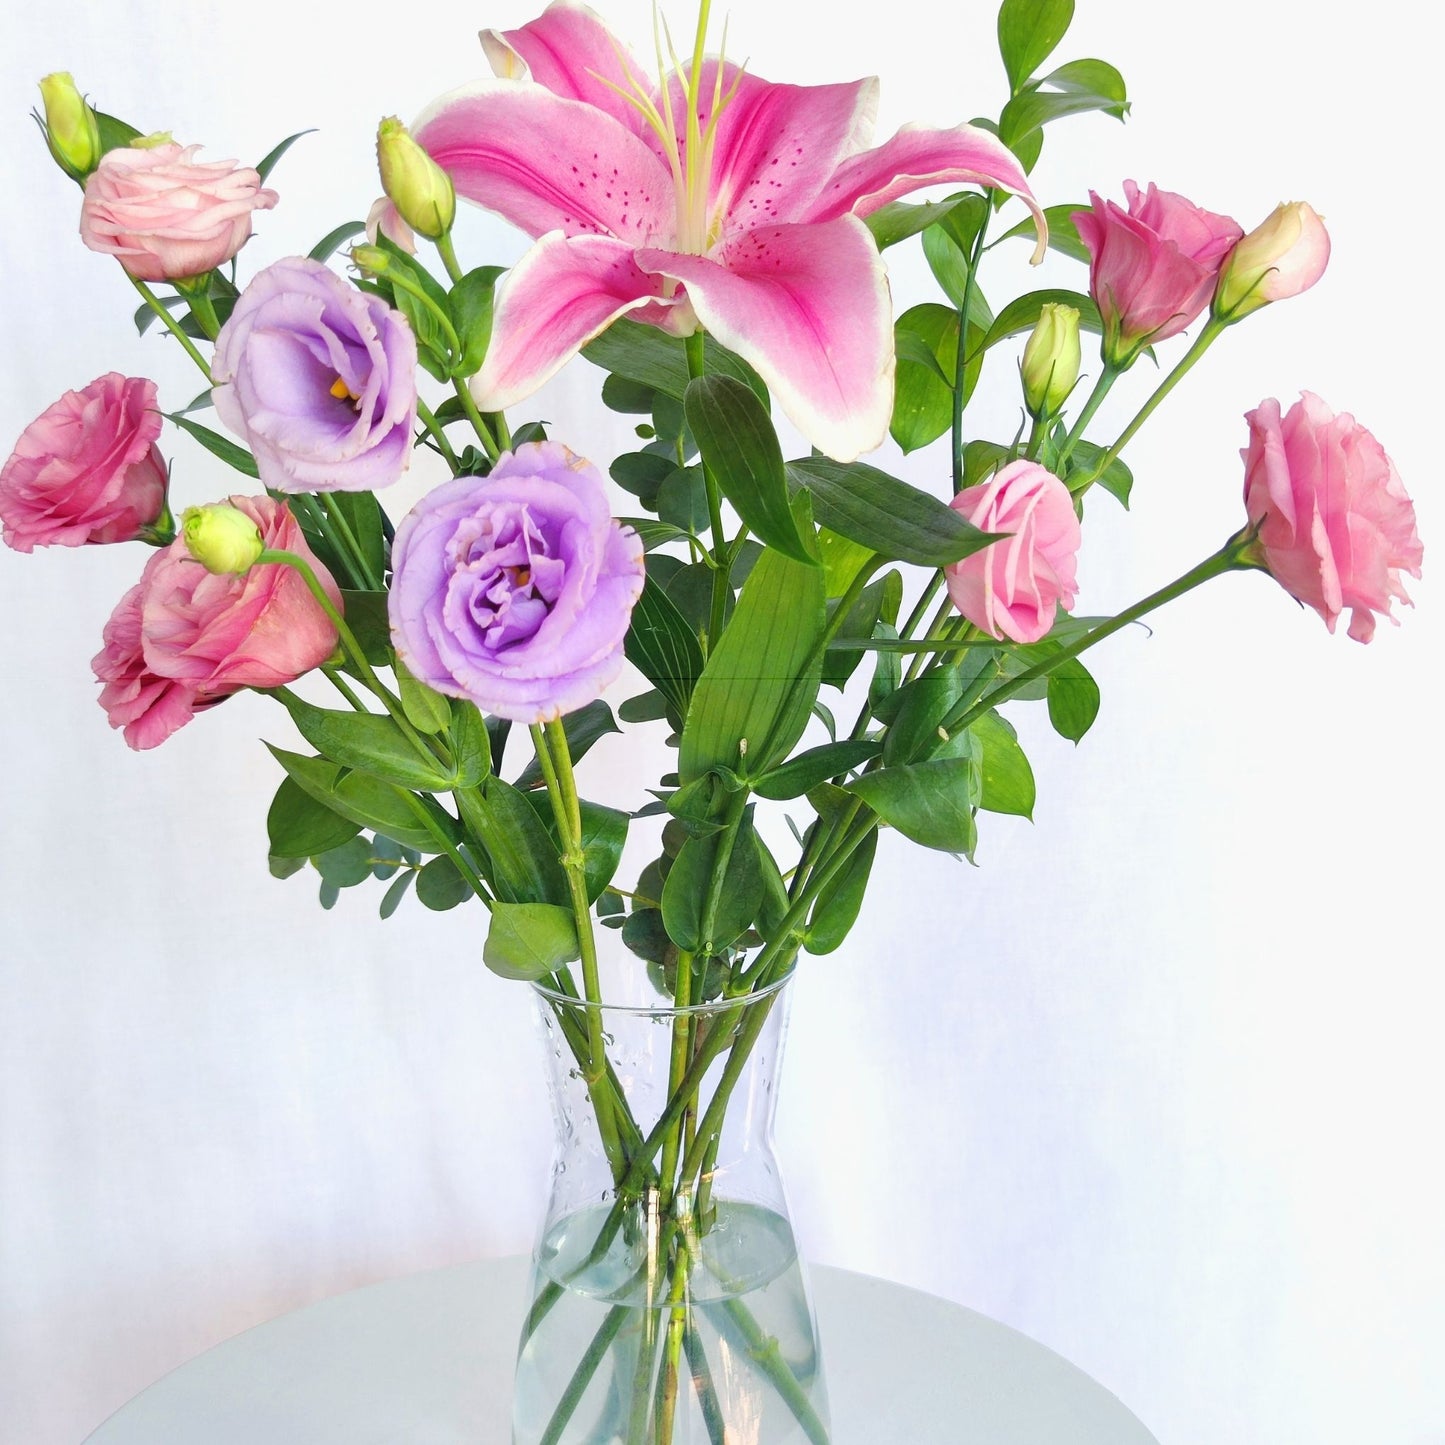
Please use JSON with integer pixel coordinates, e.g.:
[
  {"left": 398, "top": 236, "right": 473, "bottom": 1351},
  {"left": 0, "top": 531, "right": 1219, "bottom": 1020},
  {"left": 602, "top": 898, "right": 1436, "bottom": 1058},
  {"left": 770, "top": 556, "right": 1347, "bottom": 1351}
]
[{"left": 512, "top": 955, "right": 830, "bottom": 1445}]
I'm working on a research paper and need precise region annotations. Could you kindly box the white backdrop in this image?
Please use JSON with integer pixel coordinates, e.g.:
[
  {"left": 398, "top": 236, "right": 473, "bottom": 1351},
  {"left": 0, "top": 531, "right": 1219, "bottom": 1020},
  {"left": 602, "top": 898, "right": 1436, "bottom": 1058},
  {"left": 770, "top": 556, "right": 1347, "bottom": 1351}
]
[{"left": 2, "top": 1, "right": 1441, "bottom": 1443}]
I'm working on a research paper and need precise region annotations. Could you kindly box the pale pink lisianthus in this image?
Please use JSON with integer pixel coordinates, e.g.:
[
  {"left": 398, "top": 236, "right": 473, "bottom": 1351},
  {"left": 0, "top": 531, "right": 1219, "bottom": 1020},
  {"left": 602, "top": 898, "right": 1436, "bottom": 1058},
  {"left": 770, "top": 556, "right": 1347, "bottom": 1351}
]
[
  {"left": 1243, "top": 394, "right": 1422, "bottom": 642},
  {"left": 80, "top": 143, "right": 278, "bottom": 282},
  {"left": 94, "top": 494, "right": 341, "bottom": 749},
  {"left": 945, "top": 461, "right": 1081, "bottom": 645},
  {"left": 1073, "top": 181, "right": 1241, "bottom": 366},
  {"left": 0, "top": 373, "right": 168, "bottom": 552}
]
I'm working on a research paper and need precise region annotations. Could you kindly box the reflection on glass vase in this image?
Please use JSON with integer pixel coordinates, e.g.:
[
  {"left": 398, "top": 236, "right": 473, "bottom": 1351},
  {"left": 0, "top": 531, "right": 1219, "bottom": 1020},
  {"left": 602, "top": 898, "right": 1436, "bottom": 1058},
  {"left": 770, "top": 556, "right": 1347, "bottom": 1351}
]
[{"left": 513, "top": 956, "right": 829, "bottom": 1445}]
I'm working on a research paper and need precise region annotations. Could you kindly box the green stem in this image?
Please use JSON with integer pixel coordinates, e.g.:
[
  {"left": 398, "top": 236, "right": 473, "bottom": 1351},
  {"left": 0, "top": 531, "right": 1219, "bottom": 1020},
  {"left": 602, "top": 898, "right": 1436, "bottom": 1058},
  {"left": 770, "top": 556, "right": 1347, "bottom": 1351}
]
[
  {"left": 415, "top": 396, "right": 461, "bottom": 471},
  {"left": 536, "top": 1304, "right": 630, "bottom": 1445},
  {"left": 319, "top": 494, "right": 380, "bottom": 590},
  {"left": 1055, "top": 363, "right": 1120, "bottom": 467},
  {"left": 1073, "top": 320, "right": 1225, "bottom": 494},
  {"left": 940, "top": 533, "right": 1253, "bottom": 738},
  {"left": 652, "top": 1240, "right": 692, "bottom": 1445},
  {"left": 951, "top": 199, "right": 992, "bottom": 495},
  {"left": 684, "top": 329, "right": 730, "bottom": 653},
  {"left": 129, "top": 276, "right": 212, "bottom": 380},
  {"left": 451, "top": 377, "right": 502, "bottom": 462},
  {"left": 682, "top": 1320, "right": 728, "bottom": 1445},
  {"left": 434, "top": 232, "right": 465, "bottom": 285},
  {"left": 177, "top": 281, "right": 221, "bottom": 341},
  {"left": 710, "top": 1296, "right": 831, "bottom": 1445},
  {"left": 902, "top": 594, "right": 958, "bottom": 686}
]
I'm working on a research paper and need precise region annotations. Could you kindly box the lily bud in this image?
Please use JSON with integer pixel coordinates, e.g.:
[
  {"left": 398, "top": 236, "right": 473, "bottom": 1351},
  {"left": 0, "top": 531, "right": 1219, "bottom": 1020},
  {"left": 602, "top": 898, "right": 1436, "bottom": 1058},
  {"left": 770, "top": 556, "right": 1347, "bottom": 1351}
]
[
  {"left": 1021, "top": 302, "right": 1081, "bottom": 418},
  {"left": 1213, "top": 202, "right": 1330, "bottom": 323},
  {"left": 376, "top": 116, "right": 455, "bottom": 240},
  {"left": 181, "top": 504, "right": 264, "bottom": 575},
  {"left": 38, "top": 72, "right": 101, "bottom": 179}
]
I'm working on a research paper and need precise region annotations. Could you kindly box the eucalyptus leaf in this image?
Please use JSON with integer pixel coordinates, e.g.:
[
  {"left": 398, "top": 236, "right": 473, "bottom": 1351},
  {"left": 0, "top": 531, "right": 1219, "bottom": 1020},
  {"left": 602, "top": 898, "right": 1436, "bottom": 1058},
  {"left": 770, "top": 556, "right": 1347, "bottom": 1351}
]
[
  {"left": 379, "top": 869, "right": 414, "bottom": 919},
  {"left": 416, "top": 855, "right": 472, "bottom": 911},
  {"left": 312, "top": 836, "right": 374, "bottom": 887}
]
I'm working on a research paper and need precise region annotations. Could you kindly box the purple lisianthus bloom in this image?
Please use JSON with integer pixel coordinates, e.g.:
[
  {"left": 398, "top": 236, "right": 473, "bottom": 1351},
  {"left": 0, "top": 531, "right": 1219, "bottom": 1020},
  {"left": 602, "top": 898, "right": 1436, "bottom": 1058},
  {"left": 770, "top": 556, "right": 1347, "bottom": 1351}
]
[
  {"left": 211, "top": 256, "right": 417, "bottom": 492},
  {"left": 389, "top": 441, "right": 644, "bottom": 723}
]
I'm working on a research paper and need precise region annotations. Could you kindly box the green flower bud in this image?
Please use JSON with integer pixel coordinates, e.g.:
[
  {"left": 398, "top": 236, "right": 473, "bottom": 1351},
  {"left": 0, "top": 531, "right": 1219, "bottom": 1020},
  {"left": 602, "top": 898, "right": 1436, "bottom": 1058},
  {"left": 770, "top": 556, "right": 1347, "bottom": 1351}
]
[
  {"left": 376, "top": 116, "right": 455, "bottom": 240},
  {"left": 349, "top": 243, "right": 392, "bottom": 276},
  {"left": 1021, "top": 302, "right": 1082, "bottom": 419},
  {"left": 38, "top": 72, "right": 101, "bottom": 179},
  {"left": 181, "top": 504, "right": 264, "bottom": 575}
]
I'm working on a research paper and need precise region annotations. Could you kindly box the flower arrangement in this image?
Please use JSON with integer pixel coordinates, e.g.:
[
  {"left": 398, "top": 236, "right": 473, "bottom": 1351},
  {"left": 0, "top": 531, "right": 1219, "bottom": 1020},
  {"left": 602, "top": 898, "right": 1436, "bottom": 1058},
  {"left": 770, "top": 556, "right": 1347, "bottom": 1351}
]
[{"left": 3, "top": 1, "right": 1425, "bottom": 1442}]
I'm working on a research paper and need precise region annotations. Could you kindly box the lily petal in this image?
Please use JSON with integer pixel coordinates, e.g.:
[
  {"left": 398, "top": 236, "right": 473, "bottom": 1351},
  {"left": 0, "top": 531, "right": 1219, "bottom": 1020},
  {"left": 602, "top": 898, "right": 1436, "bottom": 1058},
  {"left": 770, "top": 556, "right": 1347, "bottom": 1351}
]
[
  {"left": 473, "top": 232, "right": 675, "bottom": 411},
  {"left": 666, "top": 63, "right": 879, "bottom": 234},
  {"left": 804, "top": 121, "right": 1048, "bottom": 262},
  {"left": 481, "top": 0, "right": 656, "bottom": 141},
  {"left": 413, "top": 80, "right": 673, "bottom": 244},
  {"left": 638, "top": 214, "right": 892, "bottom": 463}
]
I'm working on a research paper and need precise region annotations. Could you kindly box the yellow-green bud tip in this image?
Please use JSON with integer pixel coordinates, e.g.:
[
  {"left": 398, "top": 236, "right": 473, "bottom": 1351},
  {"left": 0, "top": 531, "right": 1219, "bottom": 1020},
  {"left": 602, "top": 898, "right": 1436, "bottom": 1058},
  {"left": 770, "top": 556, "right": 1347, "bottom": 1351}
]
[
  {"left": 38, "top": 71, "right": 101, "bottom": 178},
  {"left": 181, "top": 504, "right": 264, "bottom": 575},
  {"left": 376, "top": 115, "right": 455, "bottom": 241},
  {"left": 349, "top": 243, "right": 392, "bottom": 275},
  {"left": 1021, "top": 302, "right": 1082, "bottom": 420},
  {"left": 132, "top": 130, "right": 175, "bottom": 150}
]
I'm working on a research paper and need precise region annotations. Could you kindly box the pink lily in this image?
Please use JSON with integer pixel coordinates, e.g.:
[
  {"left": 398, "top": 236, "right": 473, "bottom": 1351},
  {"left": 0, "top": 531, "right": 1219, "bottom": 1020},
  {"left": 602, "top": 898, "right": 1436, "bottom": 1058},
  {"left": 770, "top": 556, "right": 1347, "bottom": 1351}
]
[{"left": 412, "top": 0, "right": 1046, "bottom": 462}]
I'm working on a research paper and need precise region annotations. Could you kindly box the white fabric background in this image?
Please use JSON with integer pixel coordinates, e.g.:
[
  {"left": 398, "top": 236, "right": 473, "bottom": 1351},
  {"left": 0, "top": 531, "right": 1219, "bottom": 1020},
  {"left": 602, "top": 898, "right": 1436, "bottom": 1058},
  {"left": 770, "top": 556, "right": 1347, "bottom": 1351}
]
[{"left": 2, "top": 2, "right": 1441, "bottom": 1442}]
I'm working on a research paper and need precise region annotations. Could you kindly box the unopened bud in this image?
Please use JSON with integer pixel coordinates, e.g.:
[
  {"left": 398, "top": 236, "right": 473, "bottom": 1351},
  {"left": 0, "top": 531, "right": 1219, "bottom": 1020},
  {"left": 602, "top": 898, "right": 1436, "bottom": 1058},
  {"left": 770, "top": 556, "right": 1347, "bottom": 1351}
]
[
  {"left": 181, "top": 504, "right": 264, "bottom": 575},
  {"left": 1214, "top": 202, "right": 1330, "bottom": 323},
  {"left": 349, "top": 243, "right": 392, "bottom": 276},
  {"left": 376, "top": 116, "right": 455, "bottom": 240},
  {"left": 131, "top": 130, "right": 176, "bottom": 150},
  {"left": 1021, "top": 302, "right": 1081, "bottom": 418},
  {"left": 38, "top": 72, "right": 101, "bottom": 179}
]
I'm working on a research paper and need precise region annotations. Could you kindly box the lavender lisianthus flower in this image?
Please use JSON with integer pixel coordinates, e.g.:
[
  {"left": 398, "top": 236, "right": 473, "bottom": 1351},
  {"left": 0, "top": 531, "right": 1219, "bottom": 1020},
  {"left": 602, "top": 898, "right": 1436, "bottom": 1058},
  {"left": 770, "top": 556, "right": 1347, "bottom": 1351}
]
[
  {"left": 389, "top": 441, "right": 644, "bottom": 723},
  {"left": 211, "top": 256, "right": 417, "bottom": 492}
]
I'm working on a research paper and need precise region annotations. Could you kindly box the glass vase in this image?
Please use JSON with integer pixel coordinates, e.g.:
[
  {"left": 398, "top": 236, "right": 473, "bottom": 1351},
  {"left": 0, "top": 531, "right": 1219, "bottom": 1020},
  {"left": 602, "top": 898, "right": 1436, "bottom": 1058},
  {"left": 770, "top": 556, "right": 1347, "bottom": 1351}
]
[{"left": 512, "top": 955, "right": 830, "bottom": 1445}]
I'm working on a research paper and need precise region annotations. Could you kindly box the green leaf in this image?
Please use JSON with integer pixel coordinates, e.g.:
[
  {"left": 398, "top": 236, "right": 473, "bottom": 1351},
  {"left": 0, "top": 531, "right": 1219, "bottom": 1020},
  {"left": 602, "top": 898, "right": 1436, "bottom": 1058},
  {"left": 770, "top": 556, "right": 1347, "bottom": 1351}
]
[
  {"left": 379, "top": 869, "right": 414, "bottom": 919},
  {"left": 265, "top": 745, "right": 453, "bottom": 854},
  {"left": 685, "top": 376, "right": 815, "bottom": 564},
  {"left": 752, "top": 741, "right": 883, "bottom": 800},
  {"left": 865, "top": 195, "right": 973, "bottom": 250},
  {"left": 163, "top": 412, "right": 259, "bottom": 478},
  {"left": 1064, "top": 440, "right": 1133, "bottom": 507},
  {"left": 313, "top": 836, "right": 374, "bottom": 887},
  {"left": 266, "top": 777, "right": 361, "bottom": 858},
  {"left": 395, "top": 657, "right": 452, "bottom": 734},
  {"left": 337, "top": 589, "right": 391, "bottom": 666},
  {"left": 1000, "top": 68, "right": 1129, "bottom": 150},
  {"left": 484, "top": 902, "right": 580, "bottom": 979},
  {"left": 514, "top": 700, "right": 620, "bottom": 790},
  {"left": 578, "top": 803, "right": 628, "bottom": 902},
  {"left": 309, "top": 221, "right": 367, "bottom": 263},
  {"left": 416, "top": 855, "right": 472, "bottom": 911},
  {"left": 998, "top": 0, "right": 1075, "bottom": 94},
  {"left": 823, "top": 570, "right": 898, "bottom": 689},
  {"left": 661, "top": 818, "right": 766, "bottom": 953},
  {"left": 278, "top": 695, "right": 459, "bottom": 791},
  {"left": 656, "top": 465, "right": 709, "bottom": 533},
  {"left": 1046, "top": 656, "right": 1101, "bottom": 741},
  {"left": 983, "top": 288, "right": 1101, "bottom": 349},
  {"left": 848, "top": 759, "right": 980, "bottom": 854},
  {"left": 622, "top": 907, "right": 673, "bottom": 965},
  {"left": 995, "top": 204, "right": 1089, "bottom": 262},
  {"left": 456, "top": 777, "right": 569, "bottom": 906},
  {"left": 680, "top": 549, "right": 826, "bottom": 783},
  {"left": 625, "top": 577, "right": 705, "bottom": 719},
  {"left": 972, "top": 709, "right": 1036, "bottom": 818},
  {"left": 94, "top": 110, "right": 142, "bottom": 157},
  {"left": 620, "top": 517, "right": 691, "bottom": 551},
  {"left": 582, "top": 319, "right": 768, "bottom": 406},
  {"left": 788, "top": 457, "right": 998, "bottom": 567},
  {"left": 611, "top": 450, "right": 673, "bottom": 509},
  {"left": 619, "top": 689, "right": 669, "bottom": 724},
  {"left": 882, "top": 670, "right": 964, "bottom": 766},
  {"left": 601, "top": 374, "right": 657, "bottom": 413},
  {"left": 269, "top": 853, "right": 307, "bottom": 880},
  {"left": 1040, "top": 58, "right": 1128, "bottom": 105},
  {"left": 325, "top": 490, "right": 387, "bottom": 584},
  {"left": 805, "top": 828, "right": 877, "bottom": 954},
  {"left": 891, "top": 303, "right": 957, "bottom": 453},
  {"left": 255, "top": 129, "right": 316, "bottom": 183},
  {"left": 963, "top": 440, "right": 1016, "bottom": 488},
  {"left": 449, "top": 265, "right": 505, "bottom": 377},
  {"left": 134, "top": 293, "right": 185, "bottom": 336}
]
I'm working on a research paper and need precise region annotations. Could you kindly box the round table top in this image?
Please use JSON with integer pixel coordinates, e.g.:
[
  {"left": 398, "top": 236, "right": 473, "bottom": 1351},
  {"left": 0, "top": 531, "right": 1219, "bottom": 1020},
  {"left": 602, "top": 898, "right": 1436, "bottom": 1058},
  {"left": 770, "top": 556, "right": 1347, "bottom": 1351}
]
[{"left": 84, "top": 1257, "right": 1159, "bottom": 1443}]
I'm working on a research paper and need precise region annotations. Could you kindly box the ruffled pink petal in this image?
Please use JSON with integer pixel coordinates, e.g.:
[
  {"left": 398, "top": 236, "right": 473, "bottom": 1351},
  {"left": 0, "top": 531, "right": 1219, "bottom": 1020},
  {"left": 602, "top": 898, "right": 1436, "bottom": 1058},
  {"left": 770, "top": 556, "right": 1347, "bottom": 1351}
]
[
  {"left": 803, "top": 122, "right": 1047, "bottom": 262},
  {"left": 412, "top": 81, "right": 674, "bottom": 244},
  {"left": 481, "top": 0, "right": 656, "bottom": 140},
  {"left": 637, "top": 214, "right": 892, "bottom": 462},
  {"left": 662, "top": 63, "right": 878, "bottom": 234},
  {"left": 473, "top": 233, "right": 678, "bottom": 411}
]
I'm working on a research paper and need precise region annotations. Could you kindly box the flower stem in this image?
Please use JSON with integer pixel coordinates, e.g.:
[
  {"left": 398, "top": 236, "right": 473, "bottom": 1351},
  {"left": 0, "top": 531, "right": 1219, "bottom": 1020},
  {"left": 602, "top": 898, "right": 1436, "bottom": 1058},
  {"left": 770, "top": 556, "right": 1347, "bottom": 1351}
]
[
  {"left": 951, "top": 198, "right": 992, "bottom": 495},
  {"left": 1055, "top": 362, "right": 1120, "bottom": 467},
  {"left": 415, "top": 396, "right": 461, "bottom": 471},
  {"left": 451, "top": 378, "right": 503, "bottom": 462},
  {"left": 1072, "top": 320, "right": 1225, "bottom": 494},
  {"left": 434, "top": 232, "right": 465, "bottom": 285},
  {"left": 684, "top": 328, "right": 731, "bottom": 653},
  {"left": 318, "top": 494, "right": 381, "bottom": 590},
  {"left": 129, "top": 276, "right": 213, "bottom": 380}
]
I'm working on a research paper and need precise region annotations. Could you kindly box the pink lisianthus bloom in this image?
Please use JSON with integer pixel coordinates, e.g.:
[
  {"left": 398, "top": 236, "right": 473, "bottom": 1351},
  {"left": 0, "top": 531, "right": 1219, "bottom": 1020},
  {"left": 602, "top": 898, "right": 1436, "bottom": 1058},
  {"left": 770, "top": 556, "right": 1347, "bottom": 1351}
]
[
  {"left": 1242, "top": 394, "right": 1422, "bottom": 643},
  {"left": 94, "top": 494, "right": 342, "bottom": 749},
  {"left": 945, "top": 460, "right": 1081, "bottom": 645},
  {"left": 410, "top": 0, "right": 1046, "bottom": 462},
  {"left": 80, "top": 142, "right": 278, "bottom": 282},
  {"left": 1, "top": 373, "right": 168, "bottom": 551},
  {"left": 1073, "top": 181, "right": 1241, "bottom": 367}
]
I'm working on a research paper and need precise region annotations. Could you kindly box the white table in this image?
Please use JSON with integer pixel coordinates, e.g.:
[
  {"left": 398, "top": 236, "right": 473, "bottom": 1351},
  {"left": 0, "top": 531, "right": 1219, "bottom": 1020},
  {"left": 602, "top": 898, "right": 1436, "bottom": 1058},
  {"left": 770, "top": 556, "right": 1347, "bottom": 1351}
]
[{"left": 84, "top": 1258, "right": 1159, "bottom": 1443}]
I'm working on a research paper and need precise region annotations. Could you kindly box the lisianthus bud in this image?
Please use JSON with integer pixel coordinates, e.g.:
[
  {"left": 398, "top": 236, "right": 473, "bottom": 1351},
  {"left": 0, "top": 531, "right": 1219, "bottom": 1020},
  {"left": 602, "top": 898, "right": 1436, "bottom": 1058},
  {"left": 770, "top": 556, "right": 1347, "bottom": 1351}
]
[
  {"left": 376, "top": 116, "right": 455, "bottom": 240},
  {"left": 181, "top": 503, "right": 264, "bottom": 575},
  {"left": 349, "top": 243, "right": 392, "bottom": 276},
  {"left": 1214, "top": 202, "right": 1330, "bottom": 322},
  {"left": 38, "top": 72, "right": 101, "bottom": 179},
  {"left": 1021, "top": 303, "right": 1081, "bottom": 418}
]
